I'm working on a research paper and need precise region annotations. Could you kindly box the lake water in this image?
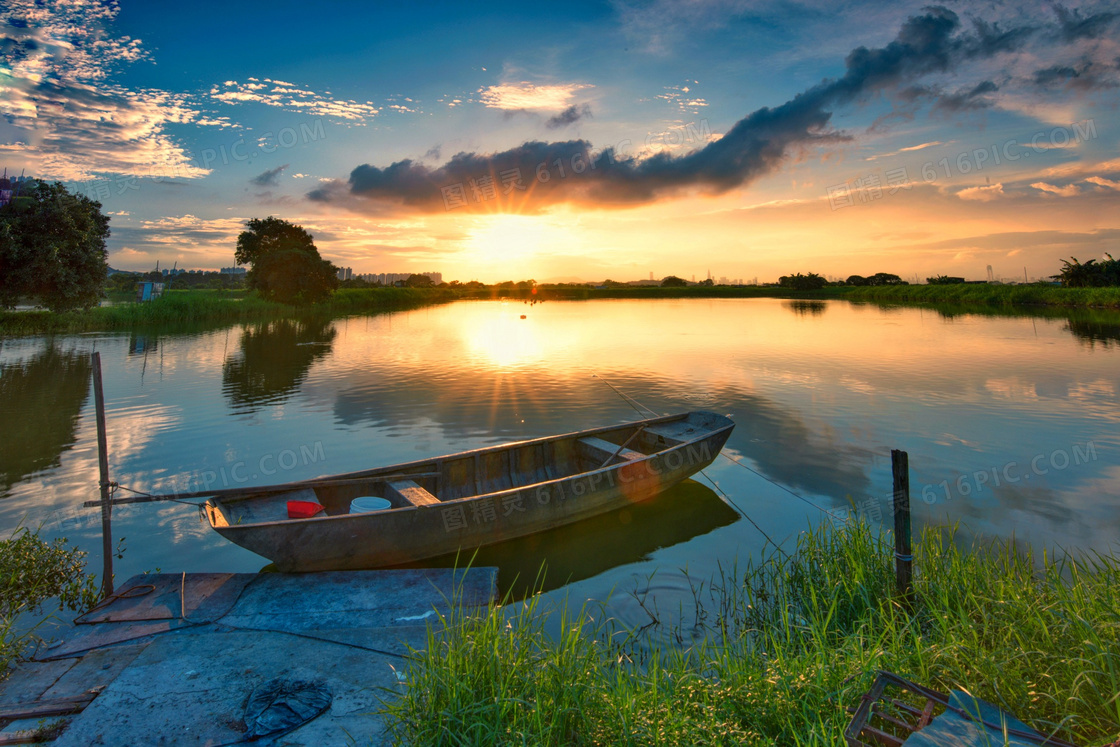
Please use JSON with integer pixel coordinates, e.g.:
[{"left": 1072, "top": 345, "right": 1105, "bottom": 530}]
[{"left": 2, "top": 298, "right": 1119, "bottom": 634}]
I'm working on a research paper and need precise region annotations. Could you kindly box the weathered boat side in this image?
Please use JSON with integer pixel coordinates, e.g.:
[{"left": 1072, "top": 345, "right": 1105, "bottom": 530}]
[{"left": 206, "top": 411, "right": 733, "bottom": 571}]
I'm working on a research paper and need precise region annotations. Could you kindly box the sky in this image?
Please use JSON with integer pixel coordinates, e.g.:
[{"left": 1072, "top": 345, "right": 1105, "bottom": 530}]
[{"left": 1, "top": 0, "right": 1118, "bottom": 283}]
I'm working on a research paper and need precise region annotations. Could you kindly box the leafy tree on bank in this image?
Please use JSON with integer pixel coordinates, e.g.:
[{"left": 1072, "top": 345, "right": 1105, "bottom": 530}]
[
  {"left": 846, "top": 272, "right": 907, "bottom": 287},
  {"left": 234, "top": 217, "right": 338, "bottom": 304},
  {"left": 0, "top": 182, "right": 110, "bottom": 312},
  {"left": 778, "top": 272, "right": 827, "bottom": 291},
  {"left": 927, "top": 275, "right": 966, "bottom": 285},
  {"left": 1058, "top": 255, "right": 1120, "bottom": 287},
  {"left": 405, "top": 273, "right": 435, "bottom": 288},
  {"left": 661, "top": 275, "right": 688, "bottom": 287}
]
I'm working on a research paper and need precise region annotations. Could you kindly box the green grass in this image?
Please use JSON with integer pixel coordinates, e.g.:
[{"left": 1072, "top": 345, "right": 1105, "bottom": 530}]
[
  {"left": 4, "top": 284, "right": 1119, "bottom": 337},
  {"left": 385, "top": 520, "right": 1120, "bottom": 746},
  {"left": 469, "top": 283, "right": 1120, "bottom": 310},
  {"left": 832, "top": 284, "right": 1120, "bottom": 308},
  {"left": 0, "top": 287, "right": 460, "bottom": 335}
]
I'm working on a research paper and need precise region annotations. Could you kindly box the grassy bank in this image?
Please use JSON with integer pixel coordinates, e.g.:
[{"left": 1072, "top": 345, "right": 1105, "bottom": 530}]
[
  {"left": 832, "top": 283, "right": 1120, "bottom": 309},
  {"left": 5, "top": 284, "right": 1120, "bottom": 336},
  {"left": 0, "top": 287, "right": 460, "bottom": 335},
  {"left": 386, "top": 520, "right": 1120, "bottom": 746},
  {"left": 493, "top": 283, "right": 1120, "bottom": 309}
]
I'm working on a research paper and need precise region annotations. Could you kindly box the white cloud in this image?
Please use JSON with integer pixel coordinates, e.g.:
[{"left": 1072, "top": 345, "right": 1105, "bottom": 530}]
[
  {"left": 657, "top": 82, "right": 708, "bottom": 113},
  {"left": 209, "top": 79, "right": 380, "bottom": 121},
  {"left": 1030, "top": 181, "right": 1081, "bottom": 197},
  {"left": 0, "top": 0, "right": 214, "bottom": 181},
  {"left": 479, "top": 82, "right": 591, "bottom": 111},
  {"left": 866, "top": 141, "right": 947, "bottom": 160},
  {"left": 1086, "top": 176, "right": 1120, "bottom": 190},
  {"left": 957, "top": 183, "right": 1006, "bottom": 201}
]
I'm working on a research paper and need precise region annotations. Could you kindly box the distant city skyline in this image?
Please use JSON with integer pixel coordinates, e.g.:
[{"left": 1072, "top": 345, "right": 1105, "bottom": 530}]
[{"left": 2, "top": 1, "right": 1117, "bottom": 282}]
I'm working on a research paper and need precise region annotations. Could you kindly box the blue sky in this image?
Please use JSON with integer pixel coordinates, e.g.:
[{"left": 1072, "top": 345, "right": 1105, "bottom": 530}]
[{"left": 2, "top": 0, "right": 1118, "bottom": 282}]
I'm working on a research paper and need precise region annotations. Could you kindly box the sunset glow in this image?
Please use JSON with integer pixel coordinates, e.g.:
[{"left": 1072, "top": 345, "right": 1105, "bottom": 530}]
[{"left": 2, "top": 1, "right": 1117, "bottom": 283}]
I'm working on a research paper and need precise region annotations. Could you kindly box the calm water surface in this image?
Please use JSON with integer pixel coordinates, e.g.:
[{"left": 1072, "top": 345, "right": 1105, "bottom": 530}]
[{"left": 2, "top": 298, "right": 1119, "bottom": 632}]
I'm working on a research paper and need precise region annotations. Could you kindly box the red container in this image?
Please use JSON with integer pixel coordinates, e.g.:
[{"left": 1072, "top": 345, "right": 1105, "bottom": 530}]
[{"left": 287, "top": 500, "right": 325, "bottom": 519}]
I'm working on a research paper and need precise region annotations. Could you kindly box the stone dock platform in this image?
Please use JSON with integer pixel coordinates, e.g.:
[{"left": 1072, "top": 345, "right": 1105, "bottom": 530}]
[{"left": 0, "top": 568, "right": 497, "bottom": 745}]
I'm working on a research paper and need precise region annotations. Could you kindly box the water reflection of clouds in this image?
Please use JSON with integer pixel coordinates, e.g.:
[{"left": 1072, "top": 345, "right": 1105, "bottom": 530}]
[{"left": 4, "top": 297, "right": 1120, "bottom": 581}]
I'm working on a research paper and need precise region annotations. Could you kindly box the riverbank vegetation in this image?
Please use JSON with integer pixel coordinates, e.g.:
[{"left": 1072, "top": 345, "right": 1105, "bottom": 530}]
[
  {"left": 5, "top": 282, "right": 1120, "bottom": 337},
  {"left": 0, "top": 287, "right": 461, "bottom": 335},
  {"left": 1, "top": 526, "right": 98, "bottom": 677},
  {"left": 385, "top": 520, "right": 1120, "bottom": 746}
]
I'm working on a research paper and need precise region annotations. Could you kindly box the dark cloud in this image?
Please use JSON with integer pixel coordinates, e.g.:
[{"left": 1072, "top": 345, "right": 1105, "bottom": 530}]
[
  {"left": 310, "top": 7, "right": 1043, "bottom": 214},
  {"left": 968, "top": 17, "right": 1036, "bottom": 55},
  {"left": 1033, "top": 62, "right": 1117, "bottom": 91},
  {"left": 1053, "top": 4, "right": 1119, "bottom": 41},
  {"left": 250, "top": 164, "right": 289, "bottom": 186},
  {"left": 546, "top": 103, "right": 592, "bottom": 129},
  {"left": 932, "top": 80, "right": 999, "bottom": 114}
]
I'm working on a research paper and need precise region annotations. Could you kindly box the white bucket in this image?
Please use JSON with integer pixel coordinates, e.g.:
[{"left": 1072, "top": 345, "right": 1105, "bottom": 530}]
[{"left": 349, "top": 496, "right": 392, "bottom": 514}]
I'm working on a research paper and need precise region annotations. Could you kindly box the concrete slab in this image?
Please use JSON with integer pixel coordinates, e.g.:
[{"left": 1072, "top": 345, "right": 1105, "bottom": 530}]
[
  {"left": 218, "top": 569, "right": 493, "bottom": 634},
  {"left": 53, "top": 629, "right": 403, "bottom": 746},
  {"left": 12, "top": 567, "right": 496, "bottom": 745}
]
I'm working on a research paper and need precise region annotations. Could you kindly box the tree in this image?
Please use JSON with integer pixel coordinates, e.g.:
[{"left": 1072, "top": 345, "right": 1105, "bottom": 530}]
[
  {"left": 867, "top": 272, "right": 907, "bottom": 286},
  {"left": 661, "top": 275, "right": 688, "bottom": 287},
  {"left": 1058, "top": 255, "right": 1120, "bottom": 287},
  {"left": 0, "top": 182, "right": 109, "bottom": 312},
  {"left": 778, "top": 272, "right": 826, "bottom": 291},
  {"left": 927, "top": 275, "right": 965, "bottom": 285},
  {"left": 405, "top": 273, "right": 434, "bottom": 287},
  {"left": 845, "top": 274, "right": 868, "bottom": 286},
  {"left": 234, "top": 217, "right": 338, "bottom": 304}
]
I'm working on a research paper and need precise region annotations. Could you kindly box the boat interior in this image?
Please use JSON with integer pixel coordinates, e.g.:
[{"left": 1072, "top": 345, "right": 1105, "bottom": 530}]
[{"left": 210, "top": 413, "right": 717, "bottom": 527}]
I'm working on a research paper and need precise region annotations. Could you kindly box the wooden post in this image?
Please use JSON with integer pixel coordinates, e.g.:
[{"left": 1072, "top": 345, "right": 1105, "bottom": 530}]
[
  {"left": 91, "top": 353, "right": 114, "bottom": 599},
  {"left": 891, "top": 449, "right": 914, "bottom": 610}
]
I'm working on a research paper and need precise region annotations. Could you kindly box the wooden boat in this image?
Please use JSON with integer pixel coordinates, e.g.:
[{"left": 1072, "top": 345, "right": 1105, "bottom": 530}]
[{"left": 204, "top": 411, "right": 734, "bottom": 571}]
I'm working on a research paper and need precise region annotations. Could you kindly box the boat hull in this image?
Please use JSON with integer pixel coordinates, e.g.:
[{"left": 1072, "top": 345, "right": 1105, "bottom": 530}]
[{"left": 207, "top": 412, "right": 733, "bottom": 571}]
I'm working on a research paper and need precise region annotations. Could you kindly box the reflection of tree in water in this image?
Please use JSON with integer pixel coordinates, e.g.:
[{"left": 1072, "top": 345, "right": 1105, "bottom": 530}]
[
  {"left": 0, "top": 347, "right": 91, "bottom": 493},
  {"left": 1064, "top": 315, "right": 1120, "bottom": 348},
  {"left": 223, "top": 318, "right": 337, "bottom": 410},
  {"left": 886, "top": 302, "right": 1120, "bottom": 348},
  {"left": 785, "top": 300, "right": 827, "bottom": 317}
]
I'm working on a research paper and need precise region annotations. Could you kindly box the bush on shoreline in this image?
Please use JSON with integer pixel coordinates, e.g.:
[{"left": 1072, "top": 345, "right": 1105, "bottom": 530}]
[
  {"left": 385, "top": 520, "right": 1120, "bottom": 746},
  {"left": 1, "top": 526, "right": 99, "bottom": 677}
]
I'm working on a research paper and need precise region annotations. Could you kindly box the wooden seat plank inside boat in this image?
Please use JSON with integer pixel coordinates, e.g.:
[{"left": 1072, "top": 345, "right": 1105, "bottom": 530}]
[
  {"left": 639, "top": 422, "right": 695, "bottom": 448},
  {"left": 386, "top": 479, "right": 440, "bottom": 508},
  {"left": 577, "top": 436, "right": 645, "bottom": 466}
]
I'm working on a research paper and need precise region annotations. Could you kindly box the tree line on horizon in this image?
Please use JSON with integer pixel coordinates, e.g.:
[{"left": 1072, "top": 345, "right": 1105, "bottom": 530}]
[{"left": 3, "top": 188, "right": 1119, "bottom": 313}]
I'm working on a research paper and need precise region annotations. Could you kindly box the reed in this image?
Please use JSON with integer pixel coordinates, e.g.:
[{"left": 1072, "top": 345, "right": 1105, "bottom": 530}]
[
  {"left": 831, "top": 283, "right": 1120, "bottom": 308},
  {"left": 0, "top": 287, "right": 460, "bottom": 335},
  {"left": 384, "top": 520, "right": 1120, "bottom": 746}
]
